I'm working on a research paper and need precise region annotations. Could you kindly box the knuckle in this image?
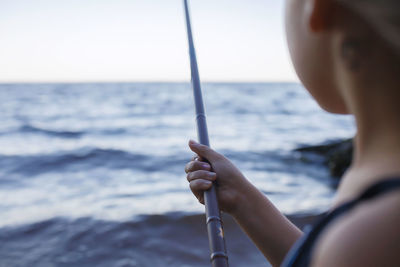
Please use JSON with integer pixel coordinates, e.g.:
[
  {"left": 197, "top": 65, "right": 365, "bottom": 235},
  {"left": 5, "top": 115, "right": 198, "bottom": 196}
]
[
  {"left": 185, "top": 161, "right": 211, "bottom": 174},
  {"left": 189, "top": 181, "right": 195, "bottom": 190},
  {"left": 186, "top": 172, "right": 194, "bottom": 182},
  {"left": 185, "top": 161, "right": 194, "bottom": 173},
  {"left": 189, "top": 180, "right": 199, "bottom": 191},
  {"left": 184, "top": 164, "right": 189, "bottom": 174}
]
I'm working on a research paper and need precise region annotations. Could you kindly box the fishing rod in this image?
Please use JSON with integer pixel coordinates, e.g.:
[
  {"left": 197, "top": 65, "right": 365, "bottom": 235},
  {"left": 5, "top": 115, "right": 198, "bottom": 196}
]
[{"left": 183, "top": 1, "right": 229, "bottom": 267}]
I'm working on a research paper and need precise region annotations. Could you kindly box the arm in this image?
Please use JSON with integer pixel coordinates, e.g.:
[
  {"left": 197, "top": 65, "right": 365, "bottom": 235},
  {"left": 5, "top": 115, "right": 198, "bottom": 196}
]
[
  {"left": 185, "top": 140, "right": 302, "bottom": 267},
  {"left": 232, "top": 182, "right": 302, "bottom": 267}
]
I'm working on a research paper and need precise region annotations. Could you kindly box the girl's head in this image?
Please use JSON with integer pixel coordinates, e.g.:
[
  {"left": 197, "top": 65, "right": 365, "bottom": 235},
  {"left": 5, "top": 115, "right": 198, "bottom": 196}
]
[{"left": 285, "top": 0, "right": 400, "bottom": 115}]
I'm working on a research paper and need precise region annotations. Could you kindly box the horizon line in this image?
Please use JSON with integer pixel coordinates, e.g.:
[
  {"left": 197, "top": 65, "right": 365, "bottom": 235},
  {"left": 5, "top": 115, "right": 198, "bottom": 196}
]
[{"left": 0, "top": 79, "right": 300, "bottom": 85}]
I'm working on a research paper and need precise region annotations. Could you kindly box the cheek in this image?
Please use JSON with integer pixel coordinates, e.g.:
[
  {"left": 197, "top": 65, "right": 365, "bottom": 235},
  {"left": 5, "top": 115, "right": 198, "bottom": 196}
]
[
  {"left": 285, "top": 0, "right": 307, "bottom": 78},
  {"left": 285, "top": 0, "right": 302, "bottom": 64},
  {"left": 285, "top": 0, "right": 348, "bottom": 114}
]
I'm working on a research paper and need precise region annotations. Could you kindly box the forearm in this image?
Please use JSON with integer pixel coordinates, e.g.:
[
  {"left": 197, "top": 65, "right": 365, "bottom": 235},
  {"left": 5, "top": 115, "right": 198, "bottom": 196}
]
[{"left": 231, "top": 183, "right": 303, "bottom": 267}]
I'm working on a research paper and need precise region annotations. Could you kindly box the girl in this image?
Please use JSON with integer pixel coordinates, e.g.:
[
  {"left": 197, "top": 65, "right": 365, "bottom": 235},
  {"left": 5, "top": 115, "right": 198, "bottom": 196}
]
[{"left": 185, "top": 0, "right": 400, "bottom": 266}]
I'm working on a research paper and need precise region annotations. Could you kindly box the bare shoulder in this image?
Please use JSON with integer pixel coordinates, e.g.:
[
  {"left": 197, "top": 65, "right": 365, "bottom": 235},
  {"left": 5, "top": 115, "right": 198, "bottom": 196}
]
[{"left": 311, "top": 191, "right": 400, "bottom": 267}]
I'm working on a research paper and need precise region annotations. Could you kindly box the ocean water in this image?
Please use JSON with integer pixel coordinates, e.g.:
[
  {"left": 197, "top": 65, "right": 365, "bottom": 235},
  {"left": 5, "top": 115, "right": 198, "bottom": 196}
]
[{"left": 0, "top": 83, "right": 355, "bottom": 266}]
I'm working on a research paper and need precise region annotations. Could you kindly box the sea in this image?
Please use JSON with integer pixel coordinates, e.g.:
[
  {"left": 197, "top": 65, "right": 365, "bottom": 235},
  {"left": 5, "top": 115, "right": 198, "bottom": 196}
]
[{"left": 0, "top": 83, "right": 355, "bottom": 267}]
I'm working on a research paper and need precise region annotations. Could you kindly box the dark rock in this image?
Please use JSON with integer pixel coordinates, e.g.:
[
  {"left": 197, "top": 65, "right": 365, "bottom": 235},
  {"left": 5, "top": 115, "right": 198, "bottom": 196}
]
[{"left": 295, "top": 139, "right": 353, "bottom": 179}]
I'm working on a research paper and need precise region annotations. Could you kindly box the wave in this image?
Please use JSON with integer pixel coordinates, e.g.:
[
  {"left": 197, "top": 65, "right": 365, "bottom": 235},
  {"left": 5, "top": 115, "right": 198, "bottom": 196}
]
[
  {"left": 0, "top": 148, "right": 188, "bottom": 177},
  {"left": 0, "top": 147, "right": 329, "bottom": 180},
  {"left": 0, "top": 213, "right": 323, "bottom": 267},
  {"left": 19, "top": 125, "right": 85, "bottom": 138},
  {"left": 0, "top": 125, "right": 128, "bottom": 139}
]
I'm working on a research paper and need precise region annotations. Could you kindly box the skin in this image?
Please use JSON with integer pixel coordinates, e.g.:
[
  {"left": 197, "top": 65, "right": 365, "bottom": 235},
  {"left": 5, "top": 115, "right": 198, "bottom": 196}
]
[
  {"left": 185, "top": 0, "right": 400, "bottom": 266},
  {"left": 185, "top": 141, "right": 302, "bottom": 266}
]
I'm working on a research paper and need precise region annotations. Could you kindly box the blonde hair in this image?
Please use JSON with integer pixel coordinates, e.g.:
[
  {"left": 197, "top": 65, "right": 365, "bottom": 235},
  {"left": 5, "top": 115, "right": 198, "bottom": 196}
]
[{"left": 337, "top": 0, "right": 400, "bottom": 56}]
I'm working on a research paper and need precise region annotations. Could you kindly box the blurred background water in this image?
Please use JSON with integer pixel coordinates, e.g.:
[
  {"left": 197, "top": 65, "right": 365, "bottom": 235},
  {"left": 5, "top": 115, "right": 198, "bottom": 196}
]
[{"left": 0, "top": 82, "right": 355, "bottom": 266}]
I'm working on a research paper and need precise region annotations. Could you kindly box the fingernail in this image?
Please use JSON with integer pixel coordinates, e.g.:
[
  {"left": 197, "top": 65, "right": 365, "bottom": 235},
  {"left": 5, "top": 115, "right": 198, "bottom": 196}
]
[
  {"left": 189, "top": 140, "right": 199, "bottom": 146},
  {"left": 202, "top": 163, "right": 210, "bottom": 169},
  {"left": 204, "top": 180, "right": 212, "bottom": 186},
  {"left": 209, "top": 172, "right": 216, "bottom": 178}
]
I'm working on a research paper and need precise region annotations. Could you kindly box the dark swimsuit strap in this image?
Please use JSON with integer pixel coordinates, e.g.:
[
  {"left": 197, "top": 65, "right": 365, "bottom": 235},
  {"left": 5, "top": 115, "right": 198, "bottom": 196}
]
[{"left": 283, "top": 178, "right": 400, "bottom": 267}]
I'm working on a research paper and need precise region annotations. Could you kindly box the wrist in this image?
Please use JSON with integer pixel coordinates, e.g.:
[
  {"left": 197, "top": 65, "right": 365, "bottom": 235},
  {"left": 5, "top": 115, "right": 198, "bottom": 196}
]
[{"left": 230, "top": 179, "right": 260, "bottom": 218}]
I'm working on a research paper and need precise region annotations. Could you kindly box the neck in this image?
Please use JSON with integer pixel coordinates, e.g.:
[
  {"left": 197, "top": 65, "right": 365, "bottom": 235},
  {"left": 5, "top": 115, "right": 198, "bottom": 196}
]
[
  {"left": 335, "top": 108, "right": 400, "bottom": 205},
  {"left": 346, "top": 57, "right": 400, "bottom": 174},
  {"left": 353, "top": 114, "right": 400, "bottom": 173},
  {"left": 334, "top": 40, "right": 400, "bottom": 204}
]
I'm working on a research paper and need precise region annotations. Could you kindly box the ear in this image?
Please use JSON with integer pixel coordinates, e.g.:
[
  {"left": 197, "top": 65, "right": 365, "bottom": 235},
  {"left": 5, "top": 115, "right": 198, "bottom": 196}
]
[{"left": 306, "top": 0, "right": 335, "bottom": 32}]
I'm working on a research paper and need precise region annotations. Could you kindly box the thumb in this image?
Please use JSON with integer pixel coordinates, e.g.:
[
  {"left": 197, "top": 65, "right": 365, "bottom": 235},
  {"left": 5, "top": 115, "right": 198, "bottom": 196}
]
[{"left": 188, "top": 140, "right": 221, "bottom": 162}]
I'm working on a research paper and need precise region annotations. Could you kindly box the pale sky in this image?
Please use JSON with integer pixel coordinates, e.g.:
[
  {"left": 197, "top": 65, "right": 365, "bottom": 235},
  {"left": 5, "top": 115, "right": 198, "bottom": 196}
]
[{"left": 0, "top": 0, "right": 298, "bottom": 83}]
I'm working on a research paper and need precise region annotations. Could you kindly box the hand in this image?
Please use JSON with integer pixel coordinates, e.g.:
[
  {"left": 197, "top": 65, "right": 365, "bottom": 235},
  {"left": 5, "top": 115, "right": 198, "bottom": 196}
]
[
  {"left": 185, "top": 140, "right": 252, "bottom": 215},
  {"left": 185, "top": 141, "right": 302, "bottom": 267}
]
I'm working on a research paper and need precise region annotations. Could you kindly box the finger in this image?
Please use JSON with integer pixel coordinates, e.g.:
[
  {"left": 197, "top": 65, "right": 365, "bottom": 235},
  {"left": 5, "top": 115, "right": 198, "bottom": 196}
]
[
  {"left": 185, "top": 161, "right": 211, "bottom": 174},
  {"left": 189, "top": 179, "right": 213, "bottom": 203},
  {"left": 188, "top": 140, "right": 222, "bottom": 162},
  {"left": 187, "top": 170, "right": 217, "bottom": 182},
  {"left": 198, "top": 197, "right": 204, "bottom": 205}
]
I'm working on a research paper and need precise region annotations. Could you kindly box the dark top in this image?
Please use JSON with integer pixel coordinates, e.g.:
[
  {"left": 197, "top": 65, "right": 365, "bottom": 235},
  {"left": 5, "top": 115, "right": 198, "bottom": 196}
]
[{"left": 281, "top": 178, "right": 400, "bottom": 267}]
